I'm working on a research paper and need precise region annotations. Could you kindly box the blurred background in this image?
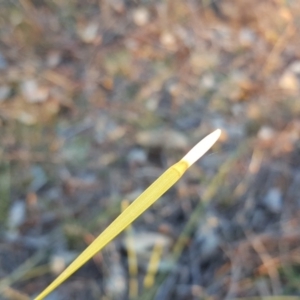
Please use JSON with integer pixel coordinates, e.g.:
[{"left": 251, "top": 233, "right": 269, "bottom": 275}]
[{"left": 0, "top": 0, "right": 300, "bottom": 299}]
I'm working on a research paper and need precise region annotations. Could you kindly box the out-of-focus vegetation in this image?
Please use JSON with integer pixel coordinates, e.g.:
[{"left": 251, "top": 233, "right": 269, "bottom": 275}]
[{"left": 0, "top": 0, "right": 300, "bottom": 299}]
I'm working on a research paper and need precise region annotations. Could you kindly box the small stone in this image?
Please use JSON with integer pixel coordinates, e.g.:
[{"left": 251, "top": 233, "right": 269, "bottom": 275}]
[
  {"left": 127, "top": 147, "right": 147, "bottom": 165},
  {"left": 29, "top": 165, "right": 48, "bottom": 192},
  {"left": 0, "top": 86, "right": 10, "bottom": 101},
  {"left": 77, "top": 22, "right": 99, "bottom": 43},
  {"left": 10, "top": 10, "right": 24, "bottom": 26},
  {"left": 17, "top": 111, "right": 37, "bottom": 125},
  {"left": 263, "top": 187, "right": 282, "bottom": 214},
  {"left": 279, "top": 61, "right": 300, "bottom": 91},
  {"left": 160, "top": 32, "right": 177, "bottom": 51},
  {"left": 279, "top": 71, "right": 298, "bottom": 90},
  {"left": 239, "top": 28, "right": 256, "bottom": 47},
  {"left": 201, "top": 74, "right": 215, "bottom": 89},
  {"left": 0, "top": 52, "right": 7, "bottom": 70},
  {"left": 123, "top": 231, "right": 171, "bottom": 259},
  {"left": 50, "top": 252, "right": 77, "bottom": 275},
  {"left": 290, "top": 61, "right": 300, "bottom": 74},
  {"left": 47, "top": 50, "right": 61, "bottom": 67},
  {"left": 7, "top": 201, "right": 26, "bottom": 229},
  {"left": 104, "top": 257, "right": 126, "bottom": 300},
  {"left": 51, "top": 256, "right": 65, "bottom": 274},
  {"left": 145, "top": 97, "right": 159, "bottom": 111},
  {"left": 136, "top": 128, "right": 189, "bottom": 150},
  {"left": 257, "top": 126, "right": 276, "bottom": 142},
  {"left": 132, "top": 8, "right": 150, "bottom": 26},
  {"left": 21, "top": 80, "right": 49, "bottom": 103},
  {"left": 196, "top": 215, "right": 220, "bottom": 259}
]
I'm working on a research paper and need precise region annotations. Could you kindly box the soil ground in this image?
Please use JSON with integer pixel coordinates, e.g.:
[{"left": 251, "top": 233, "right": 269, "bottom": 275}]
[{"left": 1, "top": 1, "right": 300, "bottom": 299}]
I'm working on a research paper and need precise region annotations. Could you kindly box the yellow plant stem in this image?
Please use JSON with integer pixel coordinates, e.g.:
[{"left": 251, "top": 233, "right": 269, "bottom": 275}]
[
  {"left": 144, "top": 241, "right": 164, "bottom": 289},
  {"left": 34, "top": 129, "right": 221, "bottom": 300},
  {"left": 35, "top": 161, "right": 188, "bottom": 300}
]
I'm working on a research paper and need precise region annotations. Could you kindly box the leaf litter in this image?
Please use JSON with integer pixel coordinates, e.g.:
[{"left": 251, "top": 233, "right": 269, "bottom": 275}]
[{"left": 0, "top": 0, "right": 300, "bottom": 299}]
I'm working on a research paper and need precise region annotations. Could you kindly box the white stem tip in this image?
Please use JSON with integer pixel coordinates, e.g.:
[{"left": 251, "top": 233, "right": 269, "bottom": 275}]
[{"left": 181, "top": 129, "right": 221, "bottom": 167}]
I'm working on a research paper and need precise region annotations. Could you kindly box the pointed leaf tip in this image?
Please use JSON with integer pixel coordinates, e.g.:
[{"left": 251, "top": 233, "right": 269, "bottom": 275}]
[{"left": 181, "top": 129, "right": 221, "bottom": 167}]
